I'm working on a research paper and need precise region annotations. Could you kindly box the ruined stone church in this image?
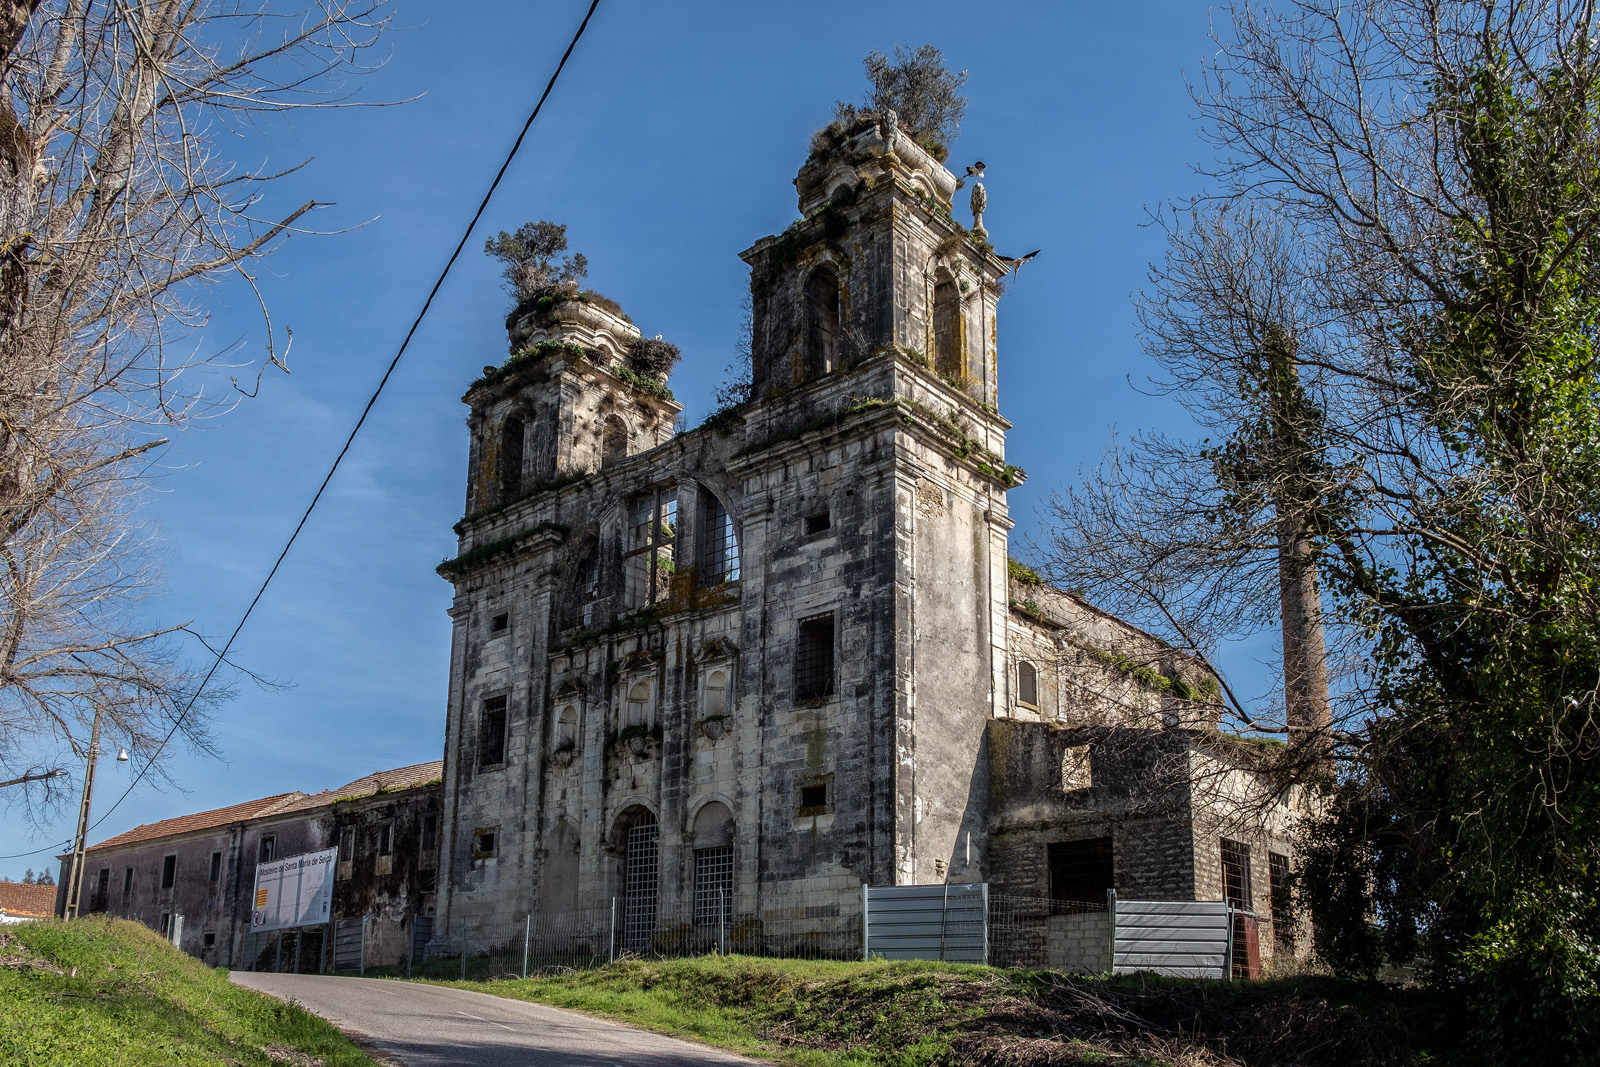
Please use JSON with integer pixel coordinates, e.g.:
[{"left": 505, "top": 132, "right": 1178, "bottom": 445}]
[{"left": 434, "top": 113, "right": 1297, "bottom": 959}]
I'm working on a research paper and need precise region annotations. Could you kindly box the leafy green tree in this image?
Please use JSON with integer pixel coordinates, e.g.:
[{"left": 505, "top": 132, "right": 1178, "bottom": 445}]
[
  {"left": 831, "top": 45, "right": 967, "bottom": 159},
  {"left": 484, "top": 220, "right": 587, "bottom": 305}
]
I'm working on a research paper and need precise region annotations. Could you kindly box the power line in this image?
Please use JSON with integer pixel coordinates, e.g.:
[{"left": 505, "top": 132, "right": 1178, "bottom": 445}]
[{"left": 0, "top": 0, "right": 602, "bottom": 865}]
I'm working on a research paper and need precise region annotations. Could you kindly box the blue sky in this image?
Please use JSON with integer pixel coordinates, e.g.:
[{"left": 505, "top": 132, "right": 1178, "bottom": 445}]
[{"left": 2, "top": 0, "right": 1259, "bottom": 874}]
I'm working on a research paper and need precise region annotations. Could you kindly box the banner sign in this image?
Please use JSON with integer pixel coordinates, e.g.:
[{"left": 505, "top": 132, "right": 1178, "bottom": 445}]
[{"left": 250, "top": 847, "right": 337, "bottom": 932}]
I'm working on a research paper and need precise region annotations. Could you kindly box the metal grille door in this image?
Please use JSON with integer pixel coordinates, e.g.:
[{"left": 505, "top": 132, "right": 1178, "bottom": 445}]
[
  {"left": 693, "top": 846, "right": 734, "bottom": 926},
  {"left": 622, "top": 818, "right": 658, "bottom": 951}
]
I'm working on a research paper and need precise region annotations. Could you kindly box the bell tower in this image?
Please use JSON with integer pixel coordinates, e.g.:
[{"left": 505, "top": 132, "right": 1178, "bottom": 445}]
[{"left": 741, "top": 112, "right": 1006, "bottom": 409}]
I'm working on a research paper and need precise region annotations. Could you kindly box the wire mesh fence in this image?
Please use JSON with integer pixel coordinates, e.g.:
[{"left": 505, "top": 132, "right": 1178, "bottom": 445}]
[
  {"left": 988, "top": 891, "right": 1110, "bottom": 970},
  {"left": 411, "top": 889, "right": 858, "bottom": 979}
]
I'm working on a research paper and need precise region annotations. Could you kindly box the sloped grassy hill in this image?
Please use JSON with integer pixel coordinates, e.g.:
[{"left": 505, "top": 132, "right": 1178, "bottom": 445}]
[
  {"left": 0, "top": 918, "right": 377, "bottom": 1067},
  {"left": 449, "top": 955, "right": 1478, "bottom": 1067}
]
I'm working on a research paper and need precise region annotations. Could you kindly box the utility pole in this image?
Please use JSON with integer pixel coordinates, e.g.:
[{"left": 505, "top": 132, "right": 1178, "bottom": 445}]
[{"left": 63, "top": 706, "right": 105, "bottom": 919}]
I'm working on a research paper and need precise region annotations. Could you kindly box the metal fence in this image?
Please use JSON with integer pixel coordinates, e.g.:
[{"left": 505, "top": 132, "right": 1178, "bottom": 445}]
[
  {"left": 409, "top": 890, "right": 855, "bottom": 980},
  {"left": 863, "top": 883, "right": 987, "bottom": 963}
]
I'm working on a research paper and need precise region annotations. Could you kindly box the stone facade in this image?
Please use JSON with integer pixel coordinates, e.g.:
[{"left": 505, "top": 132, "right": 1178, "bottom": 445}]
[{"left": 434, "top": 112, "right": 1302, "bottom": 962}]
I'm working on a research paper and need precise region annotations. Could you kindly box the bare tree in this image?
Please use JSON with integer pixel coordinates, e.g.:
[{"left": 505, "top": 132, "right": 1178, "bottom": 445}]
[{"left": 0, "top": 0, "right": 388, "bottom": 827}]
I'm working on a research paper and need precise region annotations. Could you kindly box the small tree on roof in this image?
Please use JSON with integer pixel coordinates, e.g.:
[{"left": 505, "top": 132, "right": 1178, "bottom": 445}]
[
  {"left": 484, "top": 220, "right": 588, "bottom": 304},
  {"left": 832, "top": 45, "right": 968, "bottom": 159}
]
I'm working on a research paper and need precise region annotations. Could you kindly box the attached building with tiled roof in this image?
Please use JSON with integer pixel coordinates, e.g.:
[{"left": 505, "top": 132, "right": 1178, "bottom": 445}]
[{"left": 58, "top": 762, "right": 442, "bottom": 969}]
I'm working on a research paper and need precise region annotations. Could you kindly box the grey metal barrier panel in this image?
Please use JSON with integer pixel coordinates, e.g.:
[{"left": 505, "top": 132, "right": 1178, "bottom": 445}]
[
  {"left": 1113, "top": 899, "right": 1228, "bottom": 978},
  {"left": 333, "top": 917, "right": 366, "bottom": 973},
  {"left": 410, "top": 914, "right": 434, "bottom": 961},
  {"left": 865, "top": 883, "right": 987, "bottom": 964}
]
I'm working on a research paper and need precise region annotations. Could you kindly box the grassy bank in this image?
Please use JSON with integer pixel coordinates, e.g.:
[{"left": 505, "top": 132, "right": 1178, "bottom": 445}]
[
  {"left": 0, "top": 917, "right": 379, "bottom": 1067},
  {"left": 436, "top": 955, "right": 1478, "bottom": 1067}
]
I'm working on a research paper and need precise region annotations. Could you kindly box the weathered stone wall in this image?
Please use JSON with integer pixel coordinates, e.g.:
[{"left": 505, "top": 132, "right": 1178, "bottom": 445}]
[{"left": 1047, "top": 911, "right": 1112, "bottom": 974}]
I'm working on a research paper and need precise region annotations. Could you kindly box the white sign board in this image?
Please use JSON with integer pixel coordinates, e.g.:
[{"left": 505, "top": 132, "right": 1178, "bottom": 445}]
[{"left": 251, "top": 847, "right": 337, "bottom": 932}]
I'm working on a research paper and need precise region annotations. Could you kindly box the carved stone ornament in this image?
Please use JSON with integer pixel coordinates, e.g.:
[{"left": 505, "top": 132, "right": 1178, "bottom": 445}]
[
  {"left": 626, "top": 734, "right": 650, "bottom": 757},
  {"left": 552, "top": 745, "right": 575, "bottom": 767},
  {"left": 881, "top": 109, "right": 899, "bottom": 156},
  {"left": 701, "top": 717, "right": 727, "bottom": 741},
  {"left": 969, "top": 182, "right": 988, "bottom": 238}
]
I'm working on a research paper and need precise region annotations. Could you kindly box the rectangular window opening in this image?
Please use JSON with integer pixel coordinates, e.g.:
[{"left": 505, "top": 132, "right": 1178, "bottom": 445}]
[
  {"left": 472, "top": 829, "right": 498, "bottom": 858},
  {"left": 699, "top": 493, "right": 741, "bottom": 586},
  {"left": 122, "top": 867, "right": 133, "bottom": 900},
  {"left": 479, "top": 696, "right": 508, "bottom": 768},
  {"left": 1048, "top": 837, "right": 1114, "bottom": 912},
  {"left": 418, "top": 869, "right": 438, "bottom": 894},
  {"left": 378, "top": 823, "right": 393, "bottom": 857},
  {"left": 209, "top": 851, "right": 222, "bottom": 883},
  {"left": 1221, "top": 838, "right": 1252, "bottom": 909},
  {"left": 795, "top": 613, "right": 836, "bottom": 701},
  {"left": 804, "top": 511, "right": 831, "bottom": 536},
  {"left": 798, "top": 779, "right": 829, "bottom": 814},
  {"left": 204, "top": 932, "right": 216, "bottom": 948},
  {"left": 259, "top": 836, "right": 276, "bottom": 864},
  {"left": 160, "top": 855, "right": 177, "bottom": 890},
  {"left": 1269, "top": 851, "right": 1294, "bottom": 953},
  {"left": 420, "top": 814, "right": 439, "bottom": 852},
  {"left": 490, "top": 612, "right": 509, "bottom": 632}
]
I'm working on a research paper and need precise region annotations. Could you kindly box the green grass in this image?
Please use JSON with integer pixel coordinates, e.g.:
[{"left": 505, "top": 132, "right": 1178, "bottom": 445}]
[
  {"left": 417, "top": 954, "right": 1481, "bottom": 1067},
  {"left": 0, "top": 917, "right": 379, "bottom": 1067}
]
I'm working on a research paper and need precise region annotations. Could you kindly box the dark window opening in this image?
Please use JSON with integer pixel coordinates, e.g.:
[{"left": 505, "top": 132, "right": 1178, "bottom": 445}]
[
  {"left": 418, "top": 869, "right": 438, "bottom": 894},
  {"left": 160, "top": 912, "right": 171, "bottom": 937},
  {"left": 378, "top": 823, "right": 393, "bottom": 857},
  {"left": 259, "top": 836, "right": 276, "bottom": 863},
  {"left": 421, "top": 814, "right": 438, "bottom": 852},
  {"left": 203, "top": 932, "right": 216, "bottom": 948},
  {"left": 1269, "top": 851, "right": 1294, "bottom": 952},
  {"left": 795, "top": 613, "right": 836, "bottom": 701},
  {"left": 1048, "top": 837, "right": 1114, "bottom": 911},
  {"left": 798, "top": 783, "right": 828, "bottom": 813},
  {"left": 1221, "top": 838, "right": 1252, "bottom": 909},
  {"left": 499, "top": 416, "right": 525, "bottom": 501},
  {"left": 933, "top": 275, "right": 962, "bottom": 379},
  {"left": 804, "top": 511, "right": 831, "bottom": 536},
  {"left": 699, "top": 492, "right": 740, "bottom": 586},
  {"left": 601, "top": 415, "right": 628, "bottom": 467},
  {"left": 479, "top": 696, "right": 508, "bottom": 768},
  {"left": 472, "top": 829, "right": 497, "bottom": 857},
  {"left": 92, "top": 868, "right": 109, "bottom": 912},
  {"left": 339, "top": 828, "right": 354, "bottom": 861},
  {"left": 804, "top": 265, "right": 840, "bottom": 380},
  {"left": 160, "top": 855, "right": 176, "bottom": 890},
  {"left": 209, "top": 851, "right": 222, "bottom": 883},
  {"left": 122, "top": 867, "right": 133, "bottom": 900},
  {"left": 1017, "top": 661, "right": 1039, "bottom": 708},
  {"left": 490, "top": 612, "right": 509, "bottom": 633},
  {"left": 694, "top": 846, "right": 735, "bottom": 927}
]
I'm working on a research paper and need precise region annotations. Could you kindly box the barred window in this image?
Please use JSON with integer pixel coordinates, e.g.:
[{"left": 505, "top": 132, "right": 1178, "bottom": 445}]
[
  {"left": 479, "top": 696, "right": 508, "bottom": 768},
  {"left": 1221, "top": 838, "right": 1252, "bottom": 908},
  {"left": 1048, "top": 836, "right": 1113, "bottom": 910},
  {"left": 1017, "top": 661, "right": 1039, "bottom": 708},
  {"left": 1269, "top": 851, "right": 1294, "bottom": 952},
  {"left": 699, "top": 492, "right": 740, "bottom": 586},
  {"left": 693, "top": 846, "right": 734, "bottom": 926},
  {"left": 625, "top": 487, "right": 677, "bottom": 607},
  {"left": 795, "top": 612, "right": 836, "bottom": 701}
]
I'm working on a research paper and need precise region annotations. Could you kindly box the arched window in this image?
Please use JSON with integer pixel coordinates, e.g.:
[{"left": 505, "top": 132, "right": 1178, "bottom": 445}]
[
  {"left": 804, "top": 265, "right": 839, "bottom": 380},
  {"left": 691, "top": 801, "right": 734, "bottom": 927},
  {"left": 564, "top": 549, "right": 598, "bottom": 629},
  {"left": 933, "top": 274, "right": 961, "bottom": 379},
  {"left": 624, "top": 682, "right": 651, "bottom": 728},
  {"left": 601, "top": 415, "right": 628, "bottom": 467},
  {"left": 698, "top": 491, "right": 740, "bottom": 586},
  {"left": 500, "top": 416, "right": 525, "bottom": 500},
  {"left": 1017, "top": 661, "right": 1039, "bottom": 709},
  {"left": 703, "top": 670, "right": 728, "bottom": 719}
]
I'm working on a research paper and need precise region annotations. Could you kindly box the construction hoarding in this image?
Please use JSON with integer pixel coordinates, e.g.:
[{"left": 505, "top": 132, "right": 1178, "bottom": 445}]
[{"left": 250, "top": 847, "right": 337, "bottom": 932}]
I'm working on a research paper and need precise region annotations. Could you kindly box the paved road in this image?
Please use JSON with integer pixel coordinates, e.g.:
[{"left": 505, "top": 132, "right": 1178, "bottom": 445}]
[{"left": 230, "top": 972, "right": 762, "bottom": 1067}]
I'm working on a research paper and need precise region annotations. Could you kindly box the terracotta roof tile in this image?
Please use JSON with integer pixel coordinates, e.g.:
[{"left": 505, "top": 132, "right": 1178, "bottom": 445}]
[
  {"left": 273, "top": 760, "right": 444, "bottom": 814},
  {"left": 86, "top": 792, "right": 306, "bottom": 853},
  {"left": 83, "top": 761, "right": 445, "bottom": 850},
  {"left": 0, "top": 881, "right": 59, "bottom": 917}
]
